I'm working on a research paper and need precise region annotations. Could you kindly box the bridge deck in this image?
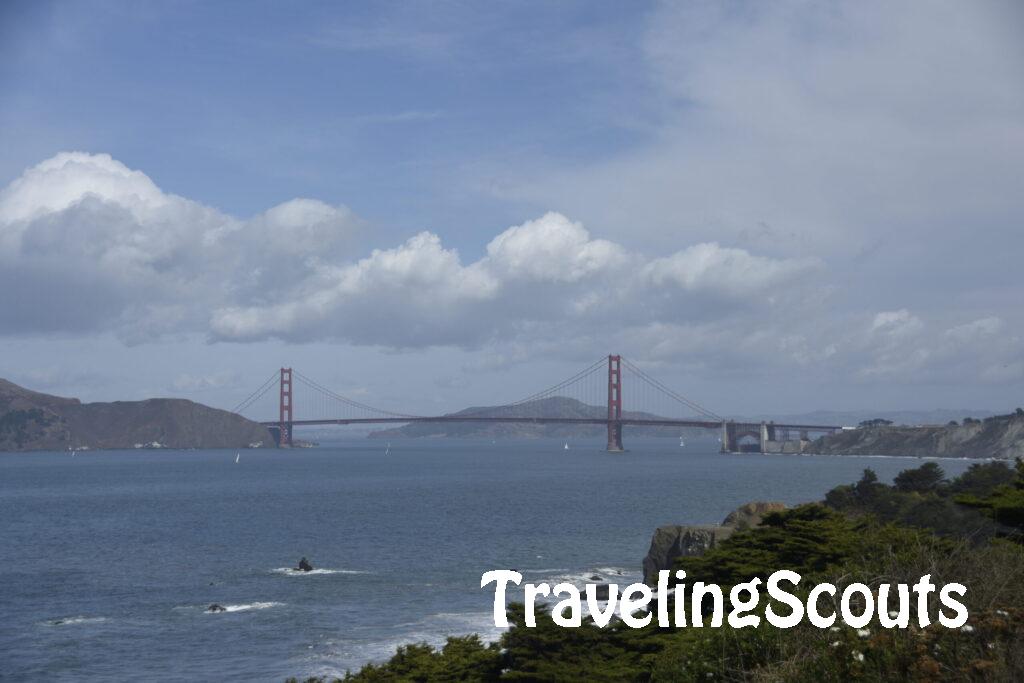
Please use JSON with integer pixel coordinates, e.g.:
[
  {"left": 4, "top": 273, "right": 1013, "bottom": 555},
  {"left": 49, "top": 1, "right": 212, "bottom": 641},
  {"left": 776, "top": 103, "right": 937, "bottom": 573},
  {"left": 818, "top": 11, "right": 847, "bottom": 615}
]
[{"left": 261, "top": 416, "right": 840, "bottom": 431}]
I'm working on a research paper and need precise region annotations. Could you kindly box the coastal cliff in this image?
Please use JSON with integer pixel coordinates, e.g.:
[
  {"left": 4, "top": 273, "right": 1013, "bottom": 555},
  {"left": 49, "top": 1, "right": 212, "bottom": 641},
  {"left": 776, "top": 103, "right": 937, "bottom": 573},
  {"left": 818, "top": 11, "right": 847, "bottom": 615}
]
[
  {"left": 811, "top": 411, "right": 1024, "bottom": 460},
  {"left": 0, "top": 378, "right": 272, "bottom": 451}
]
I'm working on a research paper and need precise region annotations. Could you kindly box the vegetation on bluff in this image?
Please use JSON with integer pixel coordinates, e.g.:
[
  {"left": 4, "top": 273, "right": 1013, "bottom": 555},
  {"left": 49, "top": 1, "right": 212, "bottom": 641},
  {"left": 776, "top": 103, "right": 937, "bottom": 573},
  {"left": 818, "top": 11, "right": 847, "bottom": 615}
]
[{"left": 291, "top": 460, "right": 1024, "bottom": 682}]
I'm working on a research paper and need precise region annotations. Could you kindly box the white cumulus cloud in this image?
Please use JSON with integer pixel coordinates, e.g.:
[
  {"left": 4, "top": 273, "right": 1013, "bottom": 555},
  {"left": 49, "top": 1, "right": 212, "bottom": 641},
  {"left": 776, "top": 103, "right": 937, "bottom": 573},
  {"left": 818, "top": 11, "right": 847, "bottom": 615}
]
[
  {"left": 1, "top": 152, "right": 822, "bottom": 352},
  {"left": 2, "top": 151, "right": 1016, "bottom": 388},
  {"left": 0, "top": 152, "right": 358, "bottom": 339}
]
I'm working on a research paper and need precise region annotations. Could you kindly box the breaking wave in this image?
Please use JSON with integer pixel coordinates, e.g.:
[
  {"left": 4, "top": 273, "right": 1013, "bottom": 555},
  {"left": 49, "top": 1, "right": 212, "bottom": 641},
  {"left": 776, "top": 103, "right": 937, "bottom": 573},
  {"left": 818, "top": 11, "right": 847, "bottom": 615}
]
[
  {"left": 271, "top": 567, "right": 368, "bottom": 576},
  {"left": 210, "top": 602, "right": 283, "bottom": 613},
  {"left": 44, "top": 616, "right": 107, "bottom": 626}
]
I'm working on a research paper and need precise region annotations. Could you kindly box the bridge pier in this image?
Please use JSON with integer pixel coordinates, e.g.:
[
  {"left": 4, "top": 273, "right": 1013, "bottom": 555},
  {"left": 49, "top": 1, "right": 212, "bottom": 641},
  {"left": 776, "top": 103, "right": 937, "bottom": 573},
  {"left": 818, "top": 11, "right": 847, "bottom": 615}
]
[
  {"left": 722, "top": 421, "right": 777, "bottom": 454},
  {"left": 607, "top": 421, "right": 624, "bottom": 452},
  {"left": 759, "top": 422, "right": 777, "bottom": 453},
  {"left": 721, "top": 421, "right": 736, "bottom": 453}
]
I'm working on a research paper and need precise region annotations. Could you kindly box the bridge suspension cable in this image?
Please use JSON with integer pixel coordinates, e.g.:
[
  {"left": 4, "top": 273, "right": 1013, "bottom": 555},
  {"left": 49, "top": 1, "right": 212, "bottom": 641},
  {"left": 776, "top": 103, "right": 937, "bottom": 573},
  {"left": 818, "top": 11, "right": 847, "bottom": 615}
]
[
  {"left": 507, "top": 357, "right": 607, "bottom": 406},
  {"left": 292, "top": 370, "right": 421, "bottom": 419},
  {"left": 620, "top": 357, "right": 723, "bottom": 422},
  {"left": 455, "top": 357, "right": 608, "bottom": 417},
  {"left": 232, "top": 371, "right": 279, "bottom": 414}
]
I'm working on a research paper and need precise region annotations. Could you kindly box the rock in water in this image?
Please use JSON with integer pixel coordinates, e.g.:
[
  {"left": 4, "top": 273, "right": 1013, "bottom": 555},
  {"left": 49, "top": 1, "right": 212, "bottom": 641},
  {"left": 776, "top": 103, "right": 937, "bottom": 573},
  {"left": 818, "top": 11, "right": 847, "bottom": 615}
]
[
  {"left": 297, "top": 557, "right": 313, "bottom": 572},
  {"left": 721, "top": 501, "right": 787, "bottom": 530}
]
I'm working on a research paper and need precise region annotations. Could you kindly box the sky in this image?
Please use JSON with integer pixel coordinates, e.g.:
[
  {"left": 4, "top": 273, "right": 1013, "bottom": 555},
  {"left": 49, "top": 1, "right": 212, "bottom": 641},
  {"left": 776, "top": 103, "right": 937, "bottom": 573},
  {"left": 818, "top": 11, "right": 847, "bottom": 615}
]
[{"left": 0, "top": 0, "right": 1022, "bottom": 419}]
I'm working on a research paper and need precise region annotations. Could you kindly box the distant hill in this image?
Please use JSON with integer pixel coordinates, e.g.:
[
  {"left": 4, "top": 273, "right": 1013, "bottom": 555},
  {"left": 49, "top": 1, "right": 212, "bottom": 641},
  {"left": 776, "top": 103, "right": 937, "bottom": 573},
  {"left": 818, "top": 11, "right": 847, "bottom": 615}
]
[
  {"left": 0, "top": 378, "right": 272, "bottom": 451},
  {"left": 368, "top": 396, "right": 705, "bottom": 440}
]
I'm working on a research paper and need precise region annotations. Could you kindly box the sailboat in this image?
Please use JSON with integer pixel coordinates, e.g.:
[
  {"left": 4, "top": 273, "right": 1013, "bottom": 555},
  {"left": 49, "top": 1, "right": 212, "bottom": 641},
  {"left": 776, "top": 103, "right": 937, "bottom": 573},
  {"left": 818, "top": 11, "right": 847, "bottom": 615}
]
[
  {"left": 234, "top": 452, "right": 240, "bottom": 464},
  {"left": 679, "top": 436, "right": 686, "bottom": 448},
  {"left": 385, "top": 442, "right": 390, "bottom": 456},
  {"left": 563, "top": 442, "right": 569, "bottom": 450}
]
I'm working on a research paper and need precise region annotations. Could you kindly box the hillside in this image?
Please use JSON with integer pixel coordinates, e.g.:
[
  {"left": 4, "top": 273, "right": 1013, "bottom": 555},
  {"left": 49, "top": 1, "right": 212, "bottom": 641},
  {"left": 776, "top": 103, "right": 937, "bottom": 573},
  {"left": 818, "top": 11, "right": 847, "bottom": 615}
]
[
  {"left": 812, "top": 410, "right": 1024, "bottom": 459},
  {"left": 367, "top": 396, "right": 704, "bottom": 440},
  {"left": 0, "top": 378, "right": 272, "bottom": 451}
]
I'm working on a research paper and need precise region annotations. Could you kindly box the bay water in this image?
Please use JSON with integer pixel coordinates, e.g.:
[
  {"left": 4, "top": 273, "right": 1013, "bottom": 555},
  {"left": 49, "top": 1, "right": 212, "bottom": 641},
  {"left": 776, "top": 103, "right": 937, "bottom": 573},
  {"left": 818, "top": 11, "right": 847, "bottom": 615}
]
[{"left": 0, "top": 438, "right": 973, "bottom": 680}]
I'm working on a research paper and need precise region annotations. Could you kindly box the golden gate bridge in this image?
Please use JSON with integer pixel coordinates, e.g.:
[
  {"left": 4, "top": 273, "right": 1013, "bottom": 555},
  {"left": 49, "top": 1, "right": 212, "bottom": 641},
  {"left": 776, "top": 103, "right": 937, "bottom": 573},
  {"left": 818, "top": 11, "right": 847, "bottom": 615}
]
[{"left": 233, "top": 355, "right": 840, "bottom": 453}]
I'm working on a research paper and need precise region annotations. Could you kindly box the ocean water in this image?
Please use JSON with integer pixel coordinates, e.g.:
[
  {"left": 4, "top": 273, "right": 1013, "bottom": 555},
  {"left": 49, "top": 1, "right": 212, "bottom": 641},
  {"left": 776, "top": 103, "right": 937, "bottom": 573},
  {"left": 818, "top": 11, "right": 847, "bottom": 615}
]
[{"left": 0, "top": 437, "right": 974, "bottom": 681}]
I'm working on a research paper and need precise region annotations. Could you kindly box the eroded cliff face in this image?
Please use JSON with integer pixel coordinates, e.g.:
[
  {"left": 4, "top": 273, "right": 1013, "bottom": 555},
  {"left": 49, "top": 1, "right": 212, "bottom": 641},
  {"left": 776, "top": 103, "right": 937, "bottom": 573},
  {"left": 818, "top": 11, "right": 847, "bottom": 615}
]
[
  {"left": 811, "top": 413, "right": 1024, "bottom": 460},
  {"left": 0, "top": 378, "right": 272, "bottom": 451}
]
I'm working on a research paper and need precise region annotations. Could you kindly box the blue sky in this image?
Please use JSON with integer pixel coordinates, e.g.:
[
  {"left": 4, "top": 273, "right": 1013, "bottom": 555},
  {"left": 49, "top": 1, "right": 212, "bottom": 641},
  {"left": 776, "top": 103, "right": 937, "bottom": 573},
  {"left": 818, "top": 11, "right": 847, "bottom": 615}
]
[
  {"left": 1, "top": 1, "right": 652, "bottom": 245},
  {"left": 1, "top": 0, "right": 1022, "bottom": 418}
]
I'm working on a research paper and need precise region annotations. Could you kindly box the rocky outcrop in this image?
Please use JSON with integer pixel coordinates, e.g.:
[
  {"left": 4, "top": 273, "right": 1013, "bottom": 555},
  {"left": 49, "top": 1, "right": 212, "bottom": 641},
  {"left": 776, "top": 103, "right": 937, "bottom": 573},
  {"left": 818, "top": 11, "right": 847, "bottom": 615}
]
[
  {"left": 0, "top": 378, "right": 273, "bottom": 451},
  {"left": 721, "top": 501, "right": 787, "bottom": 530},
  {"left": 643, "top": 525, "right": 734, "bottom": 583},
  {"left": 811, "top": 412, "right": 1024, "bottom": 460},
  {"left": 642, "top": 501, "right": 788, "bottom": 583}
]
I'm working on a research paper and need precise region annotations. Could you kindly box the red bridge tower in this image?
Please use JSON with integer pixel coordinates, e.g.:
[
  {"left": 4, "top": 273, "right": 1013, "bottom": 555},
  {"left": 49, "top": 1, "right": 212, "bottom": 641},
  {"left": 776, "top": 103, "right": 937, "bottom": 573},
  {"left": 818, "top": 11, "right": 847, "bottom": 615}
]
[
  {"left": 606, "top": 354, "right": 624, "bottom": 452},
  {"left": 279, "top": 367, "right": 293, "bottom": 447}
]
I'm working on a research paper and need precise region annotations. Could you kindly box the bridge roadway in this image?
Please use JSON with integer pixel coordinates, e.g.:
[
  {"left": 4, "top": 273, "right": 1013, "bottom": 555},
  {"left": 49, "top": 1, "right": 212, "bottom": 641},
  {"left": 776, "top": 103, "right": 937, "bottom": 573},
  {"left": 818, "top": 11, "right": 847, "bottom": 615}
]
[{"left": 262, "top": 416, "right": 841, "bottom": 432}]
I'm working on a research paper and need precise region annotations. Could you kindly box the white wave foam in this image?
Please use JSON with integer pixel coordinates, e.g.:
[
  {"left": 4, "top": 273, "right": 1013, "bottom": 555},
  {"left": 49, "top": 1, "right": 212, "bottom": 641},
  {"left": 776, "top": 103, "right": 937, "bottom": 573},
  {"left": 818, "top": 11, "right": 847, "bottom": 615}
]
[
  {"left": 45, "top": 616, "right": 107, "bottom": 626},
  {"left": 594, "top": 567, "right": 633, "bottom": 577},
  {"left": 202, "top": 602, "right": 283, "bottom": 613},
  {"left": 427, "top": 610, "right": 508, "bottom": 630},
  {"left": 271, "top": 567, "right": 367, "bottom": 576},
  {"left": 297, "top": 611, "right": 507, "bottom": 677},
  {"left": 542, "top": 566, "right": 640, "bottom": 587}
]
